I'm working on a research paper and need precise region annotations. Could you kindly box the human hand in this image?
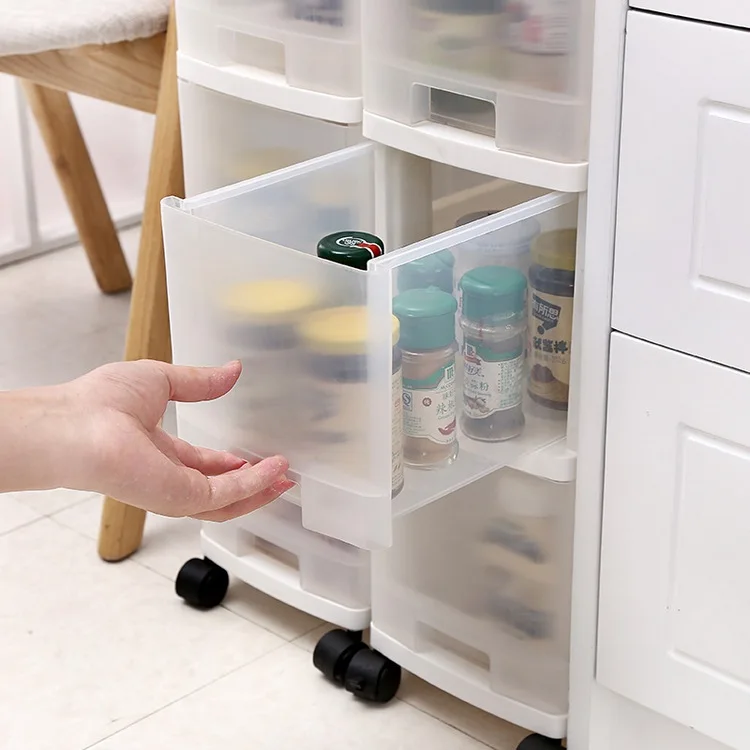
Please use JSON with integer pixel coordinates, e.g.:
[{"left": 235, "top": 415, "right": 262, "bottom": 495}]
[{"left": 56, "top": 360, "right": 293, "bottom": 521}]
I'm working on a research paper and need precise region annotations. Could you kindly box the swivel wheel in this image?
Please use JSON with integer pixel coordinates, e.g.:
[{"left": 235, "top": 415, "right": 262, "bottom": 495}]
[
  {"left": 313, "top": 629, "right": 366, "bottom": 686},
  {"left": 175, "top": 557, "right": 229, "bottom": 609},
  {"left": 344, "top": 647, "right": 401, "bottom": 703},
  {"left": 517, "top": 735, "right": 563, "bottom": 750}
]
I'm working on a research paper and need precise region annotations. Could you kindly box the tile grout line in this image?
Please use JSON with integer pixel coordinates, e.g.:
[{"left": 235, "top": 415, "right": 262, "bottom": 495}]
[
  {"left": 82, "top": 638, "right": 290, "bottom": 750},
  {"left": 0, "top": 513, "right": 45, "bottom": 538}
]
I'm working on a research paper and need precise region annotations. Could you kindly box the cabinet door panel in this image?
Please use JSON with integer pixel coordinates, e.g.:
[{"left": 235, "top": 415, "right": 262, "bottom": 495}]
[{"left": 598, "top": 333, "right": 750, "bottom": 750}]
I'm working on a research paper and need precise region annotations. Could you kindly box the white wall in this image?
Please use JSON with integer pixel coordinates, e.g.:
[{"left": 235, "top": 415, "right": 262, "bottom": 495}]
[{"left": 0, "top": 75, "right": 154, "bottom": 264}]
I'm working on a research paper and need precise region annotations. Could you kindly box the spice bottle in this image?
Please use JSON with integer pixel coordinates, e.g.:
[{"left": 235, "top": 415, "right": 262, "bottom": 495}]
[
  {"left": 413, "top": 0, "right": 505, "bottom": 77},
  {"left": 223, "top": 280, "right": 318, "bottom": 453},
  {"left": 454, "top": 212, "right": 539, "bottom": 279},
  {"left": 317, "top": 231, "right": 386, "bottom": 270},
  {"left": 286, "top": 0, "right": 344, "bottom": 26},
  {"left": 528, "top": 228, "right": 576, "bottom": 411},
  {"left": 396, "top": 249, "right": 455, "bottom": 294},
  {"left": 459, "top": 266, "right": 527, "bottom": 442},
  {"left": 301, "top": 307, "right": 403, "bottom": 497},
  {"left": 393, "top": 288, "right": 459, "bottom": 469}
]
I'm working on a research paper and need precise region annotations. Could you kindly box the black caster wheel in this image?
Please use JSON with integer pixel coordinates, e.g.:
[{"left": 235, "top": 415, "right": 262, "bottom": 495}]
[
  {"left": 175, "top": 557, "right": 229, "bottom": 609},
  {"left": 313, "top": 629, "right": 367, "bottom": 686},
  {"left": 517, "top": 735, "right": 563, "bottom": 750},
  {"left": 344, "top": 647, "right": 402, "bottom": 703}
]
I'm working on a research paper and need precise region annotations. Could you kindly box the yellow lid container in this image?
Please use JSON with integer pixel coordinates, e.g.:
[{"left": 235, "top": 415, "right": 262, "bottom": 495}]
[
  {"left": 224, "top": 280, "right": 318, "bottom": 323},
  {"left": 531, "top": 228, "right": 577, "bottom": 272},
  {"left": 301, "top": 306, "right": 400, "bottom": 355}
]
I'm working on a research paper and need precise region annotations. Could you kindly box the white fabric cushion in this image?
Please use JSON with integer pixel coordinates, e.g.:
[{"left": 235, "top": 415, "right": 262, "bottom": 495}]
[{"left": 0, "top": 0, "right": 171, "bottom": 57}]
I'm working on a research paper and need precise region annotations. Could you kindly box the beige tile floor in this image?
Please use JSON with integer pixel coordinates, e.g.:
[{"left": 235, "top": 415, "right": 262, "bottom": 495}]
[{"left": 0, "top": 228, "right": 530, "bottom": 750}]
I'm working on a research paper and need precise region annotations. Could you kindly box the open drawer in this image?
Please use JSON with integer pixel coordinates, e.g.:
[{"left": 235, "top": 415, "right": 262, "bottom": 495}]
[{"left": 162, "top": 142, "right": 579, "bottom": 549}]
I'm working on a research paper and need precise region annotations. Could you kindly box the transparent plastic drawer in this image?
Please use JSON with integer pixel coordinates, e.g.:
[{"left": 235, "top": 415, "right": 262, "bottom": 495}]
[
  {"left": 179, "top": 79, "right": 361, "bottom": 195},
  {"left": 371, "top": 470, "right": 575, "bottom": 734},
  {"left": 176, "top": 0, "right": 362, "bottom": 99},
  {"left": 162, "top": 142, "right": 578, "bottom": 549},
  {"left": 203, "top": 498, "right": 369, "bottom": 611},
  {"left": 362, "top": 0, "right": 595, "bottom": 164}
]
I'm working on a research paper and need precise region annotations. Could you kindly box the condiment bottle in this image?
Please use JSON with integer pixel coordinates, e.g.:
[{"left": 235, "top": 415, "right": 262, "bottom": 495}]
[
  {"left": 317, "top": 231, "right": 385, "bottom": 270},
  {"left": 397, "top": 250, "right": 455, "bottom": 294},
  {"left": 459, "top": 266, "right": 527, "bottom": 442},
  {"left": 300, "top": 307, "right": 403, "bottom": 497},
  {"left": 454, "top": 212, "right": 540, "bottom": 280},
  {"left": 223, "top": 280, "right": 318, "bottom": 453},
  {"left": 392, "top": 288, "right": 459, "bottom": 469},
  {"left": 287, "top": 0, "right": 344, "bottom": 27},
  {"left": 528, "top": 228, "right": 576, "bottom": 411}
]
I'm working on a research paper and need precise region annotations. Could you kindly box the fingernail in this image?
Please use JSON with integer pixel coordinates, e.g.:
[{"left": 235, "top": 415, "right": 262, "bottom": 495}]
[{"left": 270, "top": 479, "right": 297, "bottom": 495}]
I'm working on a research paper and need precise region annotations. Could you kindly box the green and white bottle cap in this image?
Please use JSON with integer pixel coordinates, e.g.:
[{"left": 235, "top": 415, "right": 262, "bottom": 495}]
[
  {"left": 317, "top": 231, "right": 385, "bottom": 271},
  {"left": 392, "top": 288, "right": 458, "bottom": 352}
]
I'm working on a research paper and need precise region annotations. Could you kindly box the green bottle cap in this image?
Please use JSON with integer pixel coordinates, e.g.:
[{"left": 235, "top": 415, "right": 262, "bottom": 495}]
[
  {"left": 397, "top": 250, "right": 455, "bottom": 294},
  {"left": 392, "top": 288, "right": 458, "bottom": 352},
  {"left": 459, "top": 266, "right": 527, "bottom": 321},
  {"left": 317, "top": 231, "right": 385, "bottom": 271}
]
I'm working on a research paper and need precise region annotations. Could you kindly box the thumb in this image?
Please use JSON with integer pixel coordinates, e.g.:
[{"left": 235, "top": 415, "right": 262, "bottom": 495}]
[{"left": 155, "top": 360, "right": 242, "bottom": 403}]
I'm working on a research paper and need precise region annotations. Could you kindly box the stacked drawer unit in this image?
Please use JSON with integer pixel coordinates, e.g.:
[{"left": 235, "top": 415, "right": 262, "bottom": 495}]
[{"left": 598, "top": 9, "right": 750, "bottom": 750}]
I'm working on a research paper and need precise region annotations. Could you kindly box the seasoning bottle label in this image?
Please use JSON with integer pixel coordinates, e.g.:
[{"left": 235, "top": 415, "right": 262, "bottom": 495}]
[
  {"left": 392, "top": 366, "right": 404, "bottom": 493},
  {"left": 528, "top": 290, "right": 573, "bottom": 405},
  {"left": 402, "top": 362, "right": 457, "bottom": 445},
  {"left": 463, "top": 342, "right": 525, "bottom": 418},
  {"left": 506, "top": 0, "right": 569, "bottom": 55}
]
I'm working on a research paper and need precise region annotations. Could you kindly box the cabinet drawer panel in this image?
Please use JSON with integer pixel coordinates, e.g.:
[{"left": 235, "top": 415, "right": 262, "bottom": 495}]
[
  {"left": 613, "top": 12, "right": 750, "bottom": 372},
  {"left": 631, "top": 0, "right": 750, "bottom": 28},
  {"left": 598, "top": 333, "right": 750, "bottom": 750}
]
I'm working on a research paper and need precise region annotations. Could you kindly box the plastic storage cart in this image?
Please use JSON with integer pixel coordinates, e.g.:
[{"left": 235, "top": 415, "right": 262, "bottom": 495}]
[{"left": 163, "top": 140, "right": 581, "bottom": 747}]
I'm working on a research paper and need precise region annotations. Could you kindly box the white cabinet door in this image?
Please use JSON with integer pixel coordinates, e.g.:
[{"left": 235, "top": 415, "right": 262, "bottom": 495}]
[
  {"left": 630, "top": 0, "right": 750, "bottom": 28},
  {"left": 613, "top": 12, "right": 750, "bottom": 373},
  {"left": 598, "top": 333, "right": 750, "bottom": 750}
]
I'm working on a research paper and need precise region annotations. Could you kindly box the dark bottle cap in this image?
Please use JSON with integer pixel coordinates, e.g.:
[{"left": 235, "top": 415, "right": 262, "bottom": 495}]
[{"left": 317, "top": 231, "right": 385, "bottom": 270}]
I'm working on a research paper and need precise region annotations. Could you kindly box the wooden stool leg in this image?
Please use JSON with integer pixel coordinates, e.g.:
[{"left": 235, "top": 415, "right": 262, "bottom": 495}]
[
  {"left": 98, "top": 5, "right": 184, "bottom": 562},
  {"left": 21, "top": 81, "right": 132, "bottom": 294}
]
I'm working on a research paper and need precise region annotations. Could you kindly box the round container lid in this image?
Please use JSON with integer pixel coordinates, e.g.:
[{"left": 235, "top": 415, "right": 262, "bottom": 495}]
[
  {"left": 317, "top": 231, "right": 385, "bottom": 271},
  {"left": 301, "top": 306, "right": 400, "bottom": 355},
  {"left": 531, "top": 228, "right": 577, "bottom": 272},
  {"left": 392, "top": 288, "right": 457, "bottom": 351},
  {"left": 223, "top": 280, "right": 318, "bottom": 321},
  {"left": 397, "top": 250, "right": 455, "bottom": 294},
  {"left": 455, "top": 213, "right": 540, "bottom": 258},
  {"left": 459, "top": 266, "right": 527, "bottom": 321}
]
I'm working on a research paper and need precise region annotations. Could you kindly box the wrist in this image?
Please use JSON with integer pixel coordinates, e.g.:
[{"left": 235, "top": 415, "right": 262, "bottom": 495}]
[{"left": 0, "top": 383, "right": 83, "bottom": 493}]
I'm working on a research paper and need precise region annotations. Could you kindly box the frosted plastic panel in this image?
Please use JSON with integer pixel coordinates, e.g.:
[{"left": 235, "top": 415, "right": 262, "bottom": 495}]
[
  {"left": 163, "top": 142, "right": 577, "bottom": 549},
  {"left": 179, "top": 79, "right": 361, "bottom": 195},
  {"left": 372, "top": 470, "right": 575, "bottom": 723},
  {"left": 363, "top": 0, "right": 595, "bottom": 163},
  {"left": 177, "top": 0, "right": 362, "bottom": 97}
]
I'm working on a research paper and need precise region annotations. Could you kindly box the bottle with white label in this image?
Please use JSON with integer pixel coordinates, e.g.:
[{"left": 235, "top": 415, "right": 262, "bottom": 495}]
[
  {"left": 459, "top": 266, "right": 527, "bottom": 442},
  {"left": 393, "top": 288, "right": 459, "bottom": 469}
]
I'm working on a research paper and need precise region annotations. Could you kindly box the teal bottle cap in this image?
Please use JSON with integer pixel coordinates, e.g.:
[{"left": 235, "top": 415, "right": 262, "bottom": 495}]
[
  {"left": 392, "top": 288, "right": 458, "bottom": 352},
  {"left": 397, "top": 250, "right": 455, "bottom": 293},
  {"left": 459, "top": 266, "right": 527, "bottom": 321},
  {"left": 317, "top": 231, "right": 385, "bottom": 270}
]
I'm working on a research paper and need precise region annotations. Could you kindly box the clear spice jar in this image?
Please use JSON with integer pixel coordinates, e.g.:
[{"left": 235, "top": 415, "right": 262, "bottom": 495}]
[
  {"left": 459, "top": 266, "right": 527, "bottom": 442},
  {"left": 393, "top": 288, "right": 459, "bottom": 469},
  {"left": 396, "top": 249, "right": 455, "bottom": 294},
  {"left": 286, "top": 0, "right": 344, "bottom": 26},
  {"left": 223, "top": 279, "right": 318, "bottom": 452},
  {"left": 528, "top": 228, "right": 576, "bottom": 411},
  {"left": 300, "top": 307, "right": 404, "bottom": 497}
]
